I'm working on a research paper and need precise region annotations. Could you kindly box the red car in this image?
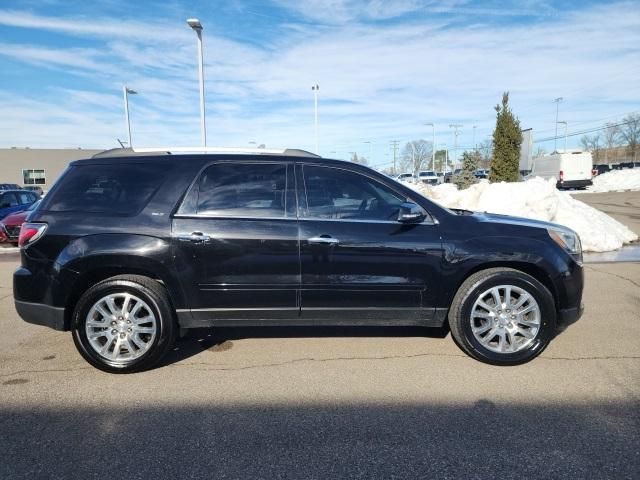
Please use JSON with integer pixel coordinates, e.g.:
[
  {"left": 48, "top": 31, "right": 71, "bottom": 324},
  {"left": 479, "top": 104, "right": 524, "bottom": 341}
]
[{"left": 0, "top": 200, "right": 40, "bottom": 245}]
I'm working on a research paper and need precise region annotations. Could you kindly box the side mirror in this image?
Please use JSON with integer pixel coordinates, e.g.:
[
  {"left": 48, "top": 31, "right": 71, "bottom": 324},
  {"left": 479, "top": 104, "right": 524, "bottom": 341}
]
[{"left": 398, "top": 202, "right": 425, "bottom": 223}]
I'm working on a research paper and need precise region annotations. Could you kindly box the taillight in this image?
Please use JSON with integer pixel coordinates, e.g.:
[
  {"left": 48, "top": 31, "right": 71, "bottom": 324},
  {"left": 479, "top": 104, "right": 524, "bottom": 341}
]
[
  {"left": 592, "top": 169, "right": 597, "bottom": 177},
  {"left": 559, "top": 170, "right": 564, "bottom": 182},
  {"left": 18, "top": 223, "right": 47, "bottom": 248}
]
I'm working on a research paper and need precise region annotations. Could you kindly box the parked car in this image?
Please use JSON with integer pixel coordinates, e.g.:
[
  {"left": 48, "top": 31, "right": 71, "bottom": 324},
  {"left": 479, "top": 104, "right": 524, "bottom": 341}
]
[
  {"left": 0, "top": 200, "right": 41, "bottom": 245},
  {"left": 396, "top": 172, "right": 415, "bottom": 183},
  {"left": 417, "top": 170, "right": 439, "bottom": 185},
  {"left": 14, "top": 149, "right": 584, "bottom": 373},
  {"left": 593, "top": 164, "right": 610, "bottom": 176},
  {"left": 530, "top": 151, "right": 593, "bottom": 189},
  {"left": 0, "top": 183, "right": 21, "bottom": 191},
  {"left": 23, "top": 185, "right": 44, "bottom": 196},
  {"left": 475, "top": 169, "right": 489, "bottom": 179},
  {"left": 0, "top": 190, "right": 39, "bottom": 220}
]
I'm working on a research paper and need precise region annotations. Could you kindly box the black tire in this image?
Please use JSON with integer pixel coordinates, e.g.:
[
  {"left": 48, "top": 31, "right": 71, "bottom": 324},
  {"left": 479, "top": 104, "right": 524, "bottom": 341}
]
[
  {"left": 72, "top": 275, "right": 176, "bottom": 373},
  {"left": 448, "top": 268, "right": 556, "bottom": 366}
]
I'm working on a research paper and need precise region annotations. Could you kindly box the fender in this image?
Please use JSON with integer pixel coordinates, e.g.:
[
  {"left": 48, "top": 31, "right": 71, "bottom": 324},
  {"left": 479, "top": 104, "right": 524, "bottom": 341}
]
[
  {"left": 53, "top": 234, "right": 187, "bottom": 312},
  {"left": 437, "top": 235, "right": 574, "bottom": 309}
]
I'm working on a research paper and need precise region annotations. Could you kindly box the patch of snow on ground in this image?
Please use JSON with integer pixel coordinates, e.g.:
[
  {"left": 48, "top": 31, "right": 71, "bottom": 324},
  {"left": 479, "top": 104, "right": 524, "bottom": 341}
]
[
  {"left": 587, "top": 168, "right": 640, "bottom": 193},
  {"left": 405, "top": 177, "right": 638, "bottom": 252}
]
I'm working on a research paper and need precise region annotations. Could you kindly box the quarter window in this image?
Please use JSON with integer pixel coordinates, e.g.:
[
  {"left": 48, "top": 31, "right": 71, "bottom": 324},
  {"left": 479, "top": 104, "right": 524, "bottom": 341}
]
[
  {"left": 23, "top": 169, "right": 46, "bottom": 185},
  {"left": 196, "top": 163, "right": 288, "bottom": 218},
  {"left": 301, "top": 165, "right": 406, "bottom": 221}
]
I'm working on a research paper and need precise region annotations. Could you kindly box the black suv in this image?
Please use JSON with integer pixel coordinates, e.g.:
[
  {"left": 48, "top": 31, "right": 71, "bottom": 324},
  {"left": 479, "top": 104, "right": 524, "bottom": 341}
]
[{"left": 14, "top": 150, "right": 584, "bottom": 373}]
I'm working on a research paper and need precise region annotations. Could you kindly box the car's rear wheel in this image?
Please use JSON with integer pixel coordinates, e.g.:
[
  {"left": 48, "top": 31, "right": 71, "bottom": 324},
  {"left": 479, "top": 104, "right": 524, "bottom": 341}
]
[
  {"left": 72, "top": 275, "right": 175, "bottom": 373},
  {"left": 448, "top": 268, "right": 556, "bottom": 365}
]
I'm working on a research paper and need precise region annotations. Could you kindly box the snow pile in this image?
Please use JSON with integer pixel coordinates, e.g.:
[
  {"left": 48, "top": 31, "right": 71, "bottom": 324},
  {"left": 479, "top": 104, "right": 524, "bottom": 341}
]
[
  {"left": 587, "top": 168, "right": 640, "bottom": 193},
  {"left": 405, "top": 178, "right": 638, "bottom": 252}
]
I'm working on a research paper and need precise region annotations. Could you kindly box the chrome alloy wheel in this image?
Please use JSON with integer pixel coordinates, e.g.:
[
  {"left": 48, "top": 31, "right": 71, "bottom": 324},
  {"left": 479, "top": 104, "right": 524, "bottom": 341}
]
[
  {"left": 85, "top": 293, "right": 157, "bottom": 363},
  {"left": 470, "top": 285, "right": 541, "bottom": 354}
]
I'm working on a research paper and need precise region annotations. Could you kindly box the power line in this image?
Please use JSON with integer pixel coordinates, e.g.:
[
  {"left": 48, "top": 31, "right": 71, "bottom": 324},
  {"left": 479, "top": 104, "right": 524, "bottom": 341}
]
[{"left": 534, "top": 119, "right": 633, "bottom": 143}]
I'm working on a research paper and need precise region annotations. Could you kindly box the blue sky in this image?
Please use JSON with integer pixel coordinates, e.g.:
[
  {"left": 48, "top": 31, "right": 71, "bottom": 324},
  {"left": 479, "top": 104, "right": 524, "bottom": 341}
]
[{"left": 0, "top": 0, "right": 639, "bottom": 169}]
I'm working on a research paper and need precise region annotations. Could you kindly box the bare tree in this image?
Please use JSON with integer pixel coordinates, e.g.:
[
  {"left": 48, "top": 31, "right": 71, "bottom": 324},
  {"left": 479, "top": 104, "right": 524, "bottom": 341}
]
[
  {"left": 350, "top": 152, "right": 369, "bottom": 166},
  {"left": 621, "top": 113, "right": 640, "bottom": 162},
  {"left": 400, "top": 140, "right": 433, "bottom": 174},
  {"left": 580, "top": 134, "right": 602, "bottom": 163},
  {"left": 533, "top": 146, "right": 546, "bottom": 158},
  {"left": 602, "top": 123, "right": 620, "bottom": 163},
  {"left": 478, "top": 139, "right": 492, "bottom": 168}
]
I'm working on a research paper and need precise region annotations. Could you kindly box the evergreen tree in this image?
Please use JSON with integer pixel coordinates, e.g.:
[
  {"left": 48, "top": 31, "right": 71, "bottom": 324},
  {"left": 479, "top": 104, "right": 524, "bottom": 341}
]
[
  {"left": 489, "top": 92, "right": 522, "bottom": 182},
  {"left": 454, "top": 150, "right": 481, "bottom": 189}
]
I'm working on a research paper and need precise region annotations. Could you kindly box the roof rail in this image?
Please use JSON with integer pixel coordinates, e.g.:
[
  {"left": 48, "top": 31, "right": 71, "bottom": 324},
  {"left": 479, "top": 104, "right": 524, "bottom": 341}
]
[{"left": 92, "top": 146, "right": 321, "bottom": 158}]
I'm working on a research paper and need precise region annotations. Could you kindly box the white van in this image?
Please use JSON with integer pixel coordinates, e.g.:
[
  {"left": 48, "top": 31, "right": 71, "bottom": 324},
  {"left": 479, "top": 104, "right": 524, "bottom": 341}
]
[{"left": 530, "top": 151, "right": 594, "bottom": 189}]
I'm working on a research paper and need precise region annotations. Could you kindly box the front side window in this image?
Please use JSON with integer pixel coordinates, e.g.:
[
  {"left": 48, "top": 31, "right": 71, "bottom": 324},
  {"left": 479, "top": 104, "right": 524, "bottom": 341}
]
[
  {"left": 23, "top": 169, "right": 46, "bottom": 185},
  {"left": 196, "top": 163, "right": 288, "bottom": 218},
  {"left": 301, "top": 165, "right": 406, "bottom": 221}
]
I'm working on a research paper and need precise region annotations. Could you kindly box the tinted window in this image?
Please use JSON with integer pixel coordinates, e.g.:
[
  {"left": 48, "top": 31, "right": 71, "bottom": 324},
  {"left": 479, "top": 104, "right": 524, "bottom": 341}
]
[
  {"left": 302, "top": 166, "right": 406, "bottom": 221},
  {"left": 0, "top": 193, "right": 18, "bottom": 208},
  {"left": 44, "top": 164, "right": 170, "bottom": 215},
  {"left": 196, "top": 163, "right": 288, "bottom": 218},
  {"left": 18, "top": 192, "right": 34, "bottom": 205}
]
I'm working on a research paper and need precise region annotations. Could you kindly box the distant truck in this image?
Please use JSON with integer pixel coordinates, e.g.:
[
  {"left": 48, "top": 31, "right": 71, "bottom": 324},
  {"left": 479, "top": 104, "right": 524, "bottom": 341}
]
[{"left": 530, "top": 151, "right": 593, "bottom": 190}]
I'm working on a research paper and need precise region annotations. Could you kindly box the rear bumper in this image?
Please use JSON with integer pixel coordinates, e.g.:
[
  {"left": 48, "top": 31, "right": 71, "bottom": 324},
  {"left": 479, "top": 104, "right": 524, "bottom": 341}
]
[
  {"left": 557, "top": 179, "right": 592, "bottom": 189},
  {"left": 14, "top": 300, "right": 66, "bottom": 331}
]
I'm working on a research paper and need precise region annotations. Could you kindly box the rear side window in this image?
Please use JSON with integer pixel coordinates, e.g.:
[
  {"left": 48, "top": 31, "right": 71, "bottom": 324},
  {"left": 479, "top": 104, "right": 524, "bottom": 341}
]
[
  {"left": 195, "top": 163, "right": 288, "bottom": 218},
  {"left": 43, "top": 164, "right": 170, "bottom": 215}
]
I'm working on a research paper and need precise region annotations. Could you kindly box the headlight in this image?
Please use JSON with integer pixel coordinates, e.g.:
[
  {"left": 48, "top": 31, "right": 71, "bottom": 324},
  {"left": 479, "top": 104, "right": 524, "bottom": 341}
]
[{"left": 548, "top": 227, "right": 582, "bottom": 261}]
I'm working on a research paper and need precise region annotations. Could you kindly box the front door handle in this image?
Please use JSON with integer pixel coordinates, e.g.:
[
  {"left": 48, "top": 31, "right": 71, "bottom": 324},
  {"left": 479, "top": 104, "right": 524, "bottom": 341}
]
[
  {"left": 308, "top": 235, "right": 339, "bottom": 245},
  {"left": 177, "top": 231, "right": 211, "bottom": 243}
]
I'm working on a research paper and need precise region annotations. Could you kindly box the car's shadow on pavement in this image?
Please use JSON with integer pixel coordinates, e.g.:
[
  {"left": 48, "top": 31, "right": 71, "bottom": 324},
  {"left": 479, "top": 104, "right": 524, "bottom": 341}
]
[{"left": 159, "top": 325, "right": 450, "bottom": 367}]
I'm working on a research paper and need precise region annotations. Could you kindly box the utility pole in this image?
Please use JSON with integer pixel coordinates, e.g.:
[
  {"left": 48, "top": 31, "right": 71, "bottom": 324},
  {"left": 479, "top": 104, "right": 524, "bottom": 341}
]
[
  {"left": 390, "top": 140, "right": 400, "bottom": 175},
  {"left": 449, "top": 124, "right": 463, "bottom": 166},
  {"left": 553, "top": 97, "right": 563, "bottom": 152},
  {"left": 312, "top": 84, "right": 319, "bottom": 154},
  {"left": 364, "top": 141, "right": 373, "bottom": 164}
]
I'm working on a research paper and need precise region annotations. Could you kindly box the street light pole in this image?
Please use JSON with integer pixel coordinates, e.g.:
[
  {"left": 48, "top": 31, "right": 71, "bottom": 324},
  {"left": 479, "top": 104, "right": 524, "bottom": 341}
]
[
  {"left": 312, "top": 84, "right": 319, "bottom": 154},
  {"left": 553, "top": 97, "right": 563, "bottom": 152},
  {"left": 187, "top": 18, "right": 207, "bottom": 147},
  {"left": 122, "top": 85, "right": 137, "bottom": 149},
  {"left": 425, "top": 123, "right": 435, "bottom": 170},
  {"left": 473, "top": 125, "right": 477, "bottom": 151},
  {"left": 558, "top": 121, "right": 568, "bottom": 152},
  {"left": 364, "top": 141, "right": 372, "bottom": 164},
  {"left": 449, "top": 124, "right": 463, "bottom": 166}
]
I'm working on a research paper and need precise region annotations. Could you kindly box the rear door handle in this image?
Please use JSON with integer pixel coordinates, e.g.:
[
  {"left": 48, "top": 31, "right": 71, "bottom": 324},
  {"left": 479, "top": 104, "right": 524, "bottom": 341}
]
[
  {"left": 308, "top": 236, "right": 339, "bottom": 245},
  {"left": 177, "top": 231, "right": 211, "bottom": 243}
]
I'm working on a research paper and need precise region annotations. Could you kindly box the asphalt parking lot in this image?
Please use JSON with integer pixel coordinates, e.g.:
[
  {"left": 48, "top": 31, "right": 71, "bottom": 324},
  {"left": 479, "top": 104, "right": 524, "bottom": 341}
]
[{"left": 0, "top": 251, "right": 638, "bottom": 479}]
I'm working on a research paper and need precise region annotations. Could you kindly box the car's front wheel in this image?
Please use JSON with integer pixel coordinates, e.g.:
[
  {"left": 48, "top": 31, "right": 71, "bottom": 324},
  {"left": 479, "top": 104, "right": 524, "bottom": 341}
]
[
  {"left": 448, "top": 268, "right": 556, "bottom": 365},
  {"left": 72, "top": 275, "right": 175, "bottom": 373}
]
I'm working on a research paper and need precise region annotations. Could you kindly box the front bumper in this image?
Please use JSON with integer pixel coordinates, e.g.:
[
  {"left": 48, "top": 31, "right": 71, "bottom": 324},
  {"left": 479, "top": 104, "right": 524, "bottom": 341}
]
[
  {"left": 557, "top": 302, "right": 584, "bottom": 332},
  {"left": 15, "top": 300, "right": 65, "bottom": 331}
]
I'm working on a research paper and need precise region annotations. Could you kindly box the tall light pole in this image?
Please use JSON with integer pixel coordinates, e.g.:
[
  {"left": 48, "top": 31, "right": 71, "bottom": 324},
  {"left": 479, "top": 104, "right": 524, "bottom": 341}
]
[
  {"left": 472, "top": 125, "right": 477, "bottom": 151},
  {"left": 557, "top": 121, "right": 568, "bottom": 152},
  {"left": 425, "top": 122, "right": 435, "bottom": 170},
  {"left": 553, "top": 97, "right": 563, "bottom": 152},
  {"left": 364, "top": 141, "right": 372, "bottom": 164},
  {"left": 122, "top": 86, "right": 137, "bottom": 149},
  {"left": 187, "top": 18, "right": 207, "bottom": 147},
  {"left": 449, "top": 124, "right": 463, "bottom": 166},
  {"left": 312, "top": 84, "right": 319, "bottom": 154}
]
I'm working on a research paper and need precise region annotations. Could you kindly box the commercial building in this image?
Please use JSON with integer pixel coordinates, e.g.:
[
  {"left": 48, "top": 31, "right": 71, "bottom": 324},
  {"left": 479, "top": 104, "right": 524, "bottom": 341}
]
[{"left": 0, "top": 148, "right": 104, "bottom": 190}]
